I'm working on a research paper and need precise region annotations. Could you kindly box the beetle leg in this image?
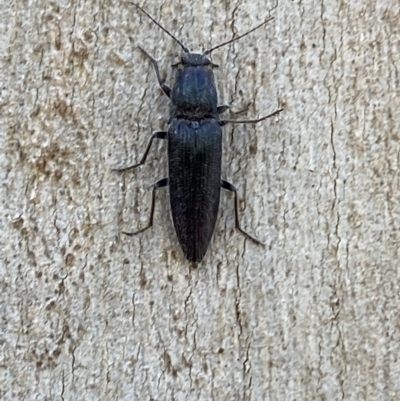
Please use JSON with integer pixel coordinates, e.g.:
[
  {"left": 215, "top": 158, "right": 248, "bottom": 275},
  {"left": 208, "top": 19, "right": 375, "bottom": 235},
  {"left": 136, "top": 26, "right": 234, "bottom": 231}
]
[
  {"left": 221, "top": 180, "right": 265, "bottom": 246},
  {"left": 113, "top": 131, "right": 167, "bottom": 172},
  {"left": 220, "top": 108, "right": 283, "bottom": 125},
  {"left": 138, "top": 46, "right": 171, "bottom": 98},
  {"left": 217, "top": 105, "right": 230, "bottom": 114},
  {"left": 123, "top": 178, "right": 169, "bottom": 236}
]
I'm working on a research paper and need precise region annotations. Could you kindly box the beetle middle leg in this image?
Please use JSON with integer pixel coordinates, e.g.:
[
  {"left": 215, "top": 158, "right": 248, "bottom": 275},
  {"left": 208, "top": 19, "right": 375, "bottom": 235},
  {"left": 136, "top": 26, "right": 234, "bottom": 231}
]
[
  {"left": 123, "top": 178, "right": 169, "bottom": 236},
  {"left": 113, "top": 131, "right": 167, "bottom": 172},
  {"left": 138, "top": 46, "right": 171, "bottom": 98},
  {"left": 221, "top": 180, "right": 264, "bottom": 246},
  {"left": 220, "top": 108, "right": 283, "bottom": 125}
]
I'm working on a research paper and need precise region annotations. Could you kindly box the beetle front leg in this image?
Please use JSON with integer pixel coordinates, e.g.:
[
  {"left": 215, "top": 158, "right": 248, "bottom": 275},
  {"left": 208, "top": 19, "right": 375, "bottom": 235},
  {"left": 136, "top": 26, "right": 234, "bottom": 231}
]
[
  {"left": 113, "top": 131, "right": 167, "bottom": 172},
  {"left": 221, "top": 180, "right": 264, "bottom": 246},
  {"left": 217, "top": 105, "right": 230, "bottom": 114},
  {"left": 138, "top": 46, "right": 171, "bottom": 98},
  {"left": 123, "top": 178, "right": 169, "bottom": 236}
]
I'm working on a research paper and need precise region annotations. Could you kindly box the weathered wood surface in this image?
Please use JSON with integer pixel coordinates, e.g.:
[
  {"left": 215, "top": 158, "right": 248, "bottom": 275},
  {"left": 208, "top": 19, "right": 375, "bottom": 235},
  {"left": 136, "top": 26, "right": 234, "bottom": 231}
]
[{"left": 1, "top": 0, "right": 399, "bottom": 400}]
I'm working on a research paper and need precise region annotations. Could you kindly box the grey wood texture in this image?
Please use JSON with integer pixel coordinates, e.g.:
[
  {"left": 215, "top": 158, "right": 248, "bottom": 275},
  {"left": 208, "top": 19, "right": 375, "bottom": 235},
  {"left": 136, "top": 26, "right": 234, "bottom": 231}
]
[{"left": 1, "top": 0, "right": 399, "bottom": 400}]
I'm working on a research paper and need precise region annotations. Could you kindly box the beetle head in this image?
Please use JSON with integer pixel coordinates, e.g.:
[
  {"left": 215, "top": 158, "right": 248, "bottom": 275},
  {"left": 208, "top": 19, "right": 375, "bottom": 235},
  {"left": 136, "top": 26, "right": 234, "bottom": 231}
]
[{"left": 179, "top": 53, "right": 218, "bottom": 68}]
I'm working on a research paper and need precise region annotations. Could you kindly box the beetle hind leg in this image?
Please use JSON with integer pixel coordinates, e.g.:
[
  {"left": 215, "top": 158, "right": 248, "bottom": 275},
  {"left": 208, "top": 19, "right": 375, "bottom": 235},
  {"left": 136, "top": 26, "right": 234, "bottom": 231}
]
[{"left": 221, "top": 180, "right": 265, "bottom": 246}]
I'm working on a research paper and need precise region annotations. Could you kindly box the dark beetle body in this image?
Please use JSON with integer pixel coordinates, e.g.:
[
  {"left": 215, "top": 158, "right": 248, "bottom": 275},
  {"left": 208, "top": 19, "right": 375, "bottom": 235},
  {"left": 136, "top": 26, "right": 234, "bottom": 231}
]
[
  {"left": 115, "top": 4, "right": 283, "bottom": 263},
  {"left": 168, "top": 54, "right": 223, "bottom": 262},
  {"left": 168, "top": 118, "right": 222, "bottom": 262}
]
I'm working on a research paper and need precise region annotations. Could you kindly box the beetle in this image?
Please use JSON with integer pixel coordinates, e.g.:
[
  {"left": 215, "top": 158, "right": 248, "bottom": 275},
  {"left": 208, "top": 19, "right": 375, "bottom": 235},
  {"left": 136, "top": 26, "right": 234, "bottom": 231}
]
[{"left": 115, "top": 3, "right": 283, "bottom": 263}]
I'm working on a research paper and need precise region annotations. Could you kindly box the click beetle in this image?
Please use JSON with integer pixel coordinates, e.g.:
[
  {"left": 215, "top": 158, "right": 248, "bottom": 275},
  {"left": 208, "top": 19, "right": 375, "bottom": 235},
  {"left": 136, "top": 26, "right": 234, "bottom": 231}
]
[{"left": 115, "top": 3, "right": 283, "bottom": 263}]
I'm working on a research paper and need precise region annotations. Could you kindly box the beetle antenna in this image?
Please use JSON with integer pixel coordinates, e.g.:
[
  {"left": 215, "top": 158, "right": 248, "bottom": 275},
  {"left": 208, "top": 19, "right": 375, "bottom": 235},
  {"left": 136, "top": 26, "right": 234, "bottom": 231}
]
[
  {"left": 131, "top": 3, "right": 190, "bottom": 53},
  {"left": 204, "top": 17, "right": 274, "bottom": 55}
]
